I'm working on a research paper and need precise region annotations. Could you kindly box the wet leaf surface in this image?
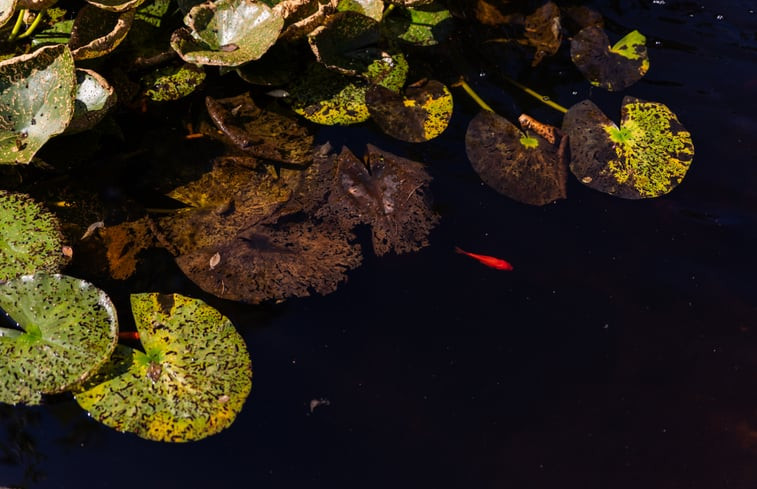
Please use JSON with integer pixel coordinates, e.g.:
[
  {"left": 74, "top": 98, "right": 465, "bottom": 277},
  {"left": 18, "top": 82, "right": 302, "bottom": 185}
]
[
  {"left": 0, "top": 191, "right": 67, "bottom": 281},
  {"left": 75, "top": 292, "right": 251, "bottom": 442},
  {"left": 570, "top": 26, "right": 649, "bottom": 91},
  {"left": 69, "top": 6, "right": 136, "bottom": 61},
  {"left": 0, "top": 44, "right": 76, "bottom": 164},
  {"left": 366, "top": 79, "right": 453, "bottom": 142},
  {"left": 563, "top": 97, "right": 694, "bottom": 199},
  {"left": 465, "top": 111, "right": 567, "bottom": 206},
  {"left": 0, "top": 273, "right": 118, "bottom": 405},
  {"left": 65, "top": 69, "right": 117, "bottom": 134}
]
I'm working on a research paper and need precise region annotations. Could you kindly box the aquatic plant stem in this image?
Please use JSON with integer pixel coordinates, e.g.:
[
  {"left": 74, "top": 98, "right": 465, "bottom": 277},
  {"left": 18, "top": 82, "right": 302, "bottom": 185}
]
[
  {"left": 500, "top": 75, "right": 568, "bottom": 114},
  {"left": 382, "top": 4, "right": 395, "bottom": 21},
  {"left": 8, "top": 9, "right": 27, "bottom": 41},
  {"left": 16, "top": 10, "right": 46, "bottom": 40},
  {"left": 451, "top": 78, "right": 495, "bottom": 113}
]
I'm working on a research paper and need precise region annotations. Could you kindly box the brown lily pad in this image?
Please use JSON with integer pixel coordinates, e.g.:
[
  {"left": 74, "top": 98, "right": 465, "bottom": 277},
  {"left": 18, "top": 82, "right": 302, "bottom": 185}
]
[
  {"left": 523, "top": 1, "right": 562, "bottom": 66},
  {"left": 570, "top": 26, "right": 649, "bottom": 91},
  {"left": 465, "top": 111, "right": 567, "bottom": 206},
  {"left": 70, "top": 6, "right": 135, "bottom": 61}
]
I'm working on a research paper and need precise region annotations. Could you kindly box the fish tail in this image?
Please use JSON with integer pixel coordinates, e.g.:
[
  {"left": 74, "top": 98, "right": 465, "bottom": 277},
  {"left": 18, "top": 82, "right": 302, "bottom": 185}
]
[{"left": 454, "top": 246, "right": 466, "bottom": 255}]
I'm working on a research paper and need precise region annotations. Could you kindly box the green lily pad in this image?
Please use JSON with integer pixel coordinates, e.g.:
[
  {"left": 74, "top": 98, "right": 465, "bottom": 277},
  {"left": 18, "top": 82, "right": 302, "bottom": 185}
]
[
  {"left": 65, "top": 68, "right": 117, "bottom": 134},
  {"left": 69, "top": 6, "right": 136, "bottom": 61},
  {"left": 0, "top": 273, "right": 118, "bottom": 405},
  {"left": 465, "top": 111, "right": 567, "bottom": 206},
  {"left": 0, "top": 44, "right": 76, "bottom": 165},
  {"left": 366, "top": 79, "right": 453, "bottom": 142},
  {"left": 562, "top": 97, "right": 694, "bottom": 199},
  {"left": 308, "top": 11, "right": 380, "bottom": 75},
  {"left": 382, "top": 2, "right": 453, "bottom": 46},
  {"left": 571, "top": 26, "right": 649, "bottom": 91},
  {"left": 142, "top": 63, "right": 206, "bottom": 102},
  {"left": 75, "top": 293, "right": 251, "bottom": 442},
  {"left": 337, "top": 0, "right": 383, "bottom": 21},
  {"left": 86, "top": 0, "right": 147, "bottom": 12},
  {"left": 170, "top": 0, "right": 284, "bottom": 67},
  {"left": 31, "top": 19, "right": 74, "bottom": 48},
  {"left": 0, "top": 191, "right": 67, "bottom": 281}
]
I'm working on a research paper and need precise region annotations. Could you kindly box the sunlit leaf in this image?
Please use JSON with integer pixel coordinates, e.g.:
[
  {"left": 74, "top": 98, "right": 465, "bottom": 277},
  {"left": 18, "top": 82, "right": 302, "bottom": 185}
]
[
  {"left": 562, "top": 97, "right": 694, "bottom": 199},
  {"left": 0, "top": 0, "right": 16, "bottom": 29},
  {"left": 337, "top": 0, "right": 383, "bottom": 21},
  {"left": 31, "top": 19, "right": 74, "bottom": 48},
  {"left": 570, "top": 26, "right": 649, "bottom": 91},
  {"left": 142, "top": 63, "right": 206, "bottom": 102},
  {"left": 86, "top": 0, "right": 148, "bottom": 13},
  {"left": 0, "top": 273, "right": 118, "bottom": 405},
  {"left": 0, "top": 45, "right": 76, "bottom": 165},
  {"left": 69, "top": 6, "right": 136, "bottom": 61},
  {"left": 75, "top": 293, "right": 251, "bottom": 442},
  {"left": 382, "top": 2, "right": 453, "bottom": 46},
  {"left": 366, "top": 79, "right": 453, "bottom": 142},
  {"left": 65, "top": 69, "right": 117, "bottom": 134},
  {"left": 465, "top": 111, "right": 567, "bottom": 206}
]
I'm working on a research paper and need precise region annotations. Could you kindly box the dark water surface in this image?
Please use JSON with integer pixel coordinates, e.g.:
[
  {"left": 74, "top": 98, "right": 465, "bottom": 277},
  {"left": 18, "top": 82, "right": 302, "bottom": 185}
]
[{"left": 3, "top": 1, "right": 757, "bottom": 488}]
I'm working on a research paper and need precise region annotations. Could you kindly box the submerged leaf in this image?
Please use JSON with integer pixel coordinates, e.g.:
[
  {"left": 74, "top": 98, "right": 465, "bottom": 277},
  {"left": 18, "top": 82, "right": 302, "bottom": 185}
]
[
  {"left": 465, "top": 111, "right": 567, "bottom": 206},
  {"left": 100, "top": 217, "right": 156, "bottom": 280},
  {"left": 523, "top": 1, "right": 561, "bottom": 66},
  {"left": 570, "top": 26, "right": 649, "bottom": 91},
  {"left": 366, "top": 79, "right": 453, "bottom": 142},
  {"left": 563, "top": 97, "right": 694, "bottom": 199},
  {"left": 0, "top": 191, "right": 67, "bottom": 281},
  {"left": 0, "top": 44, "right": 77, "bottom": 165},
  {"left": 75, "top": 293, "right": 251, "bottom": 442},
  {"left": 0, "top": 273, "right": 118, "bottom": 405}
]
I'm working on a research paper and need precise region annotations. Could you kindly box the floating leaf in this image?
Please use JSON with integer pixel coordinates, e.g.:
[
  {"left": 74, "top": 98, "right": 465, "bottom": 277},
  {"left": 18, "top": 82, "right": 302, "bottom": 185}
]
[
  {"left": 142, "top": 63, "right": 206, "bottom": 102},
  {"left": 570, "top": 26, "right": 649, "bottom": 91},
  {"left": 0, "top": 191, "right": 67, "bottom": 281},
  {"left": 465, "top": 111, "right": 567, "bottom": 206},
  {"left": 562, "top": 97, "right": 694, "bottom": 199},
  {"left": 0, "top": 45, "right": 76, "bottom": 165},
  {"left": 0, "top": 0, "right": 16, "bottom": 29},
  {"left": 75, "top": 293, "right": 251, "bottom": 442},
  {"left": 317, "top": 145, "right": 439, "bottom": 255},
  {"left": 170, "top": 0, "right": 284, "bottom": 67},
  {"left": 0, "top": 273, "right": 118, "bottom": 405},
  {"left": 235, "top": 41, "right": 299, "bottom": 86},
  {"left": 337, "top": 0, "right": 383, "bottom": 21},
  {"left": 382, "top": 2, "right": 453, "bottom": 46},
  {"left": 206, "top": 92, "right": 313, "bottom": 166},
  {"left": 65, "top": 69, "right": 117, "bottom": 134},
  {"left": 522, "top": 1, "right": 561, "bottom": 66},
  {"left": 308, "top": 11, "right": 380, "bottom": 75},
  {"left": 69, "top": 6, "right": 136, "bottom": 61},
  {"left": 366, "top": 79, "right": 453, "bottom": 142},
  {"left": 86, "top": 0, "right": 147, "bottom": 12}
]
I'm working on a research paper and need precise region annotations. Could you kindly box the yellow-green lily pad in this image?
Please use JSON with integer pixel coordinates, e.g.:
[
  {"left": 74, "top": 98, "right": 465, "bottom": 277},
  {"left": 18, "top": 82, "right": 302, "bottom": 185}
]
[
  {"left": 0, "top": 191, "right": 67, "bottom": 281},
  {"left": 562, "top": 97, "right": 694, "bottom": 199},
  {"left": 0, "top": 273, "right": 118, "bottom": 405},
  {"left": 75, "top": 293, "right": 251, "bottom": 442},
  {"left": 170, "top": 0, "right": 284, "bottom": 67},
  {"left": 382, "top": 2, "right": 453, "bottom": 46},
  {"left": 0, "top": 44, "right": 76, "bottom": 165},
  {"left": 570, "top": 26, "right": 649, "bottom": 91}
]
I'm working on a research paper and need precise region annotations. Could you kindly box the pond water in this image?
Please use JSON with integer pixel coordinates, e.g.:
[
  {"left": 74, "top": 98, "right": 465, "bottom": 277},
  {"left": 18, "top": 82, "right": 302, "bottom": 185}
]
[{"left": 2, "top": 1, "right": 757, "bottom": 488}]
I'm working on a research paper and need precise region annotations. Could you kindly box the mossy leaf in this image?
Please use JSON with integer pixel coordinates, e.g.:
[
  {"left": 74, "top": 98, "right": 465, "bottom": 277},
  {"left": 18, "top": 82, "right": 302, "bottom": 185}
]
[
  {"left": 0, "top": 191, "right": 67, "bottom": 281},
  {"left": 75, "top": 293, "right": 251, "bottom": 442},
  {"left": 366, "top": 79, "right": 452, "bottom": 142},
  {"left": 65, "top": 69, "right": 117, "bottom": 134},
  {"left": 382, "top": 2, "right": 453, "bottom": 46},
  {"left": 170, "top": 0, "right": 284, "bottom": 67},
  {"left": 337, "top": 0, "right": 383, "bottom": 21},
  {"left": 69, "top": 6, "right": 135, "bottom": 61},
  {"left": 0, "top": 45, "right": 76, "bottom": 165},
  {"left": 0, "top": 273, "right": 118, "bottom": 405},
  {"left": 141, "top": 63, "right": 206, "bottom": 102},
  {"left": 562, "top": 97, "right": 694, "bottom": 199},
  {"left": 570, "top": 26, "right": 649, "bottom": 91},
  {"left": 465, "top": 111, "right": 567, "bottom": 206}
]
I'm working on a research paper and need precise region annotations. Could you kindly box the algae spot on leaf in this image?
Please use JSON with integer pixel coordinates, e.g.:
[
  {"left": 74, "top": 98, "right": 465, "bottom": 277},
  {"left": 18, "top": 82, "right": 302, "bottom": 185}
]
[
  {"left": 465, "top": 111, "right": 567, "bottom": 206},
  {"left": 570, "top": 26, "right": 649, "bottom": 91},
  {"left": 75, "top": 293, "right": 251, "bottom": 442},
  {"left": 288, "top": 62, "right": 371, "bottom": 125},
  {"left": 0, "top": 44, "right": 77, "bottom": 165},
  {"left": 0, "top": 192, "right": 68, "bottom": 281},
  {"left": 562, "top": 97, "right": 694, "bottom": 199},
  {"left": 366, "top": 79, "right": 453, "bottom": 142},
  {"left": 0, "top": 273, "right": 118, "bottom": 405}
]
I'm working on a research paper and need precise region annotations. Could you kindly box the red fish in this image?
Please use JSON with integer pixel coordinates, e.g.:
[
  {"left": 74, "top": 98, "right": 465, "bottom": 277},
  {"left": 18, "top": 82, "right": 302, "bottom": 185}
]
[{"left": 455, "top": 246, "right": 513, "bottom": 271}]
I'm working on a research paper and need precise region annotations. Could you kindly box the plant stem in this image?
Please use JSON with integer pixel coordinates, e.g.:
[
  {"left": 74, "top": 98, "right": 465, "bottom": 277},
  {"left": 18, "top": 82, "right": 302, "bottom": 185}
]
[
  {"left": 8, "top": 9, "right": 27, "bottom": 41},
  {"left": 17, "top": 10, "right": 46, "bottom": 40},
  {"left": 382, "top": 4, "right": 395, "bottom": 21},
  {"left": 451, "top": 78, "right": 495, "bottom": 113},
  {"left": 500, "top": 75, "right": 568, "bottom": 114}
]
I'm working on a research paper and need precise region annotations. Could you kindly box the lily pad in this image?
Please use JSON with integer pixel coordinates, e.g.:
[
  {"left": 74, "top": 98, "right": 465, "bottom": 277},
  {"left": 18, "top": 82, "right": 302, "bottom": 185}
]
[
  {"left": 0, "top": 191, "right": 67, "bottom": 281},
  {"left": 0, "top": 44, "right": 76, "bottom": 165},
  {"left": 570, "top": 26, "right": 649, "bottom": 91},
  {"left": 465, "top": 111, "right": 567, "bottom": 206},
  {"left": 382, "top": 2, "right": 453, "bottom": 46},
  {"left": 366, "top": 79, "right": 453, "bottom": 142},
  {"left": 1, "top": 0, "right": 18, "bottom": 29},
  {"left": 170, "top": 0, "right": 284, "bottom": 67},
  {"left": 100, "top": 217, "right": 156, "bottom": 280},
  {"left": 562, "top": 97, "right": 694, "bottom": 199},
  {"left": 0, "top": 273, "right": 118, "bottom": 405},
  {"left": 316, "top": 145, "right": 439, "bottom": 255},
  {"left": 75, "top": 293, "right": 251, "bottom": 442},
  {"left": 308, "top": 11, "right": 380, "bottom": 75},
  {"left": 142, "top": 63, "right": 206, "bottom": 102},
  {"left": 206, "top": 92, "right": 314, "bottom": 166},
  {"left": 65, "top": 69, "right": 117, "bottom": 134},
  {"left": 69, "top": 6, "right": 136, "bottom": 61},
  {"left": 337, "top": 0, "right": 383, "bottom": 21},
  {"left": 523, "top": 1, "right": 561, "bottom": 66},
  {"left": 86, "top": 0, "right": 148, "bottom": 13}
]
